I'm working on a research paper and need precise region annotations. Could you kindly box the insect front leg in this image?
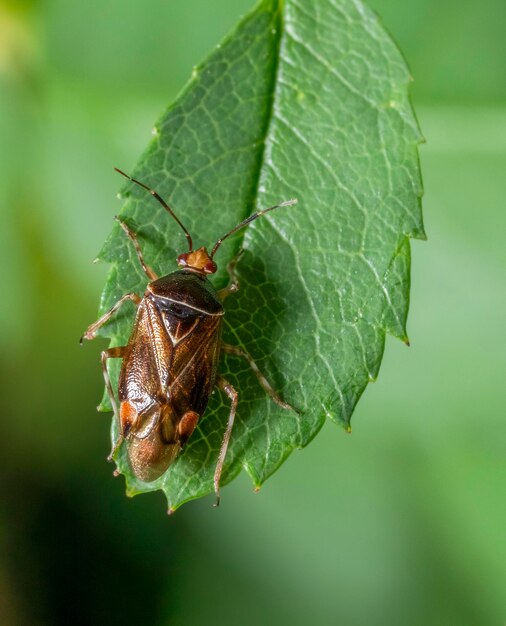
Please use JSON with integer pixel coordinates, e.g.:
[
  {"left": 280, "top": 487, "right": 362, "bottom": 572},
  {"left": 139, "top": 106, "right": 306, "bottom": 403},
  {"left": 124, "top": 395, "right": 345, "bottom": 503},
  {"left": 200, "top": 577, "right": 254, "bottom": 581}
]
[
  {"left": 218, "top": 250, "right": 244, "bottom": 300},
  {"left": 115, "top": 216, "right": 158, "bottom": 280},
  {"left": 80, "top": 292, "right": 141, "bottom": 344},
  {"left": 100, "top": 346, "right": 126, "bottom": 460},
  {"left": 221, "top": 343, "right": 298, "bottom": 412},
  {"left": 214, "top": 376, "right": 238, "bottom": 507}
]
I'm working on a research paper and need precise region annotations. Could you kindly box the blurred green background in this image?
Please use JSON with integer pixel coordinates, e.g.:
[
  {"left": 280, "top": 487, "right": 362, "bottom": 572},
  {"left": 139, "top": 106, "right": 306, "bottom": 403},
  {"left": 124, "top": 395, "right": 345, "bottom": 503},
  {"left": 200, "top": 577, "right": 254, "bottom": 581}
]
[{"left": 1, "top": 0, "right": 504, "bottom": 624}]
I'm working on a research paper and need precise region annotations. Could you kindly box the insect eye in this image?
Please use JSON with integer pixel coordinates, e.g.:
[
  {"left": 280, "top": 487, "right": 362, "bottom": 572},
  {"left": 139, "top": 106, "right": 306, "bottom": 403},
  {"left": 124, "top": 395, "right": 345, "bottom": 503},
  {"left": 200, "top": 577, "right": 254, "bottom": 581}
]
[
  {"left": 177, "top": 253, "right": 188, "bottom": 266},
  {"left": 204, "top": 260, "right": 217, "bottom": 274}
]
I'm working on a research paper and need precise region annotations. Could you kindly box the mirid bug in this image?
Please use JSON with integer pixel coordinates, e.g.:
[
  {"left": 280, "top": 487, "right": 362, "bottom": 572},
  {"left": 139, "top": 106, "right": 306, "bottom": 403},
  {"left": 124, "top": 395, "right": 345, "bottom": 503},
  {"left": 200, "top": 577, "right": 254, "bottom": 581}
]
[{"left": 82, "top": 168, "right": 297, "bottom": 505}]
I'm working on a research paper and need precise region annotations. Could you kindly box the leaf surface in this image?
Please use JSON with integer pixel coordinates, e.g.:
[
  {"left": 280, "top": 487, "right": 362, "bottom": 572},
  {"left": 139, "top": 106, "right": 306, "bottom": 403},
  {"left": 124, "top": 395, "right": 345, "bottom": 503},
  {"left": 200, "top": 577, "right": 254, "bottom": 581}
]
[{"left": 95, "top": 0, "right": 424, "bottom": 511}]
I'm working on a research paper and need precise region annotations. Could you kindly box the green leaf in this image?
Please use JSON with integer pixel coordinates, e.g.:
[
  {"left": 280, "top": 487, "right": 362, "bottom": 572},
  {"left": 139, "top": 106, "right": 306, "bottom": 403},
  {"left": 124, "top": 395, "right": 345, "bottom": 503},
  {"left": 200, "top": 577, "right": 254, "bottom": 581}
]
[{"left": 94, "top": 0, "right": 424, "bottom": 511}]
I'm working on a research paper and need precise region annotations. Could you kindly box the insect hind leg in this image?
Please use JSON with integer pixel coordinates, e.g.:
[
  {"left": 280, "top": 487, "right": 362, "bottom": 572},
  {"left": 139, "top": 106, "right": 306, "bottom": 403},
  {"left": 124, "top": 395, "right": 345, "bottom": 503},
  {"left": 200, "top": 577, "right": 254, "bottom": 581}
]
[
  {"left": 214, "top": 376, "right": 238, "bottom": 507},
  {"left": 221, "top": 343, "right": 298, "bottom": 413}
]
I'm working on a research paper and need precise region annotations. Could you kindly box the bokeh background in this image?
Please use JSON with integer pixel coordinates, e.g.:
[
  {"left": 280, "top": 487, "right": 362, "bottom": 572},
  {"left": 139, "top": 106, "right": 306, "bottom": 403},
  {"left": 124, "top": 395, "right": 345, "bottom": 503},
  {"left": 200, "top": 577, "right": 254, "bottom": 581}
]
[{"left": 1, "top": 0, "right": 505, "bottom": 624}]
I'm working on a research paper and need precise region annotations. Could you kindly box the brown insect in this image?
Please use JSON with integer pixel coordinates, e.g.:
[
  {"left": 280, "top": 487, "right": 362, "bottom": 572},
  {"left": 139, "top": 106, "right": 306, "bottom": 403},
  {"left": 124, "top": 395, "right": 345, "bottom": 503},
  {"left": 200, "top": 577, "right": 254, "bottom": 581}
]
[{"left": 82, "top": 168, "right": 297, "bottom": 505}]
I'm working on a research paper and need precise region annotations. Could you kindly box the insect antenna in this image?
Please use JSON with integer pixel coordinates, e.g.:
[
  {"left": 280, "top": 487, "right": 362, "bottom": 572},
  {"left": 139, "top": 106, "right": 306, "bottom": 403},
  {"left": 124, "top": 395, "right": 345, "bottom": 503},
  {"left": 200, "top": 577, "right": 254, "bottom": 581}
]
[
  {"left": 114, "top": 167, "right": 193, "bottom": 251},
  {"left": 210, "top": 198, "right": 298, "bottom": 258}
]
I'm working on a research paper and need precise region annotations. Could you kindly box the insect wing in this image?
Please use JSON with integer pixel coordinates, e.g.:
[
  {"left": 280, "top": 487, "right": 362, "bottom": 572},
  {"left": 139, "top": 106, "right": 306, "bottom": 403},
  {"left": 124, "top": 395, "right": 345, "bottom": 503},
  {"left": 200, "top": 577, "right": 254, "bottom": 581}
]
[
  {"left": 118, "top": 298, "right": 172, "bottom": 427},
  {"left": 157, "top": 298, "right": 222, "bottom": 419}
]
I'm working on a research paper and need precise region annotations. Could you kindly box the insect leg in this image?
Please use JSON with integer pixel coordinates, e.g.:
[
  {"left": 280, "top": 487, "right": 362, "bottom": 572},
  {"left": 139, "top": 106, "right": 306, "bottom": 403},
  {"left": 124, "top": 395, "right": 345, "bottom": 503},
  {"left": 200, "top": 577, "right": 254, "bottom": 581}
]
[
  {"left": 218, "top": 250, "right": 244, "bottom": 301},
  {"left": 214, "top": 376, "right": 238, "bottom": 507},
  {"left": 115, "top": 216, "right": 158, "bottom": 280},
  {"left": 100, "top": 346, "right": 126, "bottom": 460},
  {"left": 221, "top": 343, "right": 298, "bottom": 412},
  {"left": 80, "top": 292, "right": 141, "bottom": 344}
]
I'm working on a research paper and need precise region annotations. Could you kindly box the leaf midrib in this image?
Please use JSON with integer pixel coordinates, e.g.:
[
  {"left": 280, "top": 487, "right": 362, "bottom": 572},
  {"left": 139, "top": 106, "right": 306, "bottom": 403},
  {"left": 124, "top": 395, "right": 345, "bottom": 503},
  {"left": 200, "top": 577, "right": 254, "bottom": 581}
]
[{"left": 236, "top": 0, "right": 284, "bottom": 252}]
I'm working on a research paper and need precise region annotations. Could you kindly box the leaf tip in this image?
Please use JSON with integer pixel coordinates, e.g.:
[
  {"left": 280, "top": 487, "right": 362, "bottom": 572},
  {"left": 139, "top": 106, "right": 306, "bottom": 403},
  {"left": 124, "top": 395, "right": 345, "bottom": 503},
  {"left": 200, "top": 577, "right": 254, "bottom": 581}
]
[
  {"left": 253, "top": 485, "right": 261, "bottom": 494},
  {"left": 403, "top": 336, "right": 411, "bottom": 347},
  {"left": 167, "top": 507, "right": 176, "bottom": 516}
]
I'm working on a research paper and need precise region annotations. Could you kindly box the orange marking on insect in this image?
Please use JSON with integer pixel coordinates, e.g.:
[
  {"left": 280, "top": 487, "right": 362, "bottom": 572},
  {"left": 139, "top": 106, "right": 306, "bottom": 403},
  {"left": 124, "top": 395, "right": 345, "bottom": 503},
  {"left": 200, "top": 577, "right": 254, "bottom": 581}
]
[
  {"left": 120, "top": 399, "right": 138, "bottom": 435},
  {"left": 177, "top": 410, "right": 199, "bottom": 441}
]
